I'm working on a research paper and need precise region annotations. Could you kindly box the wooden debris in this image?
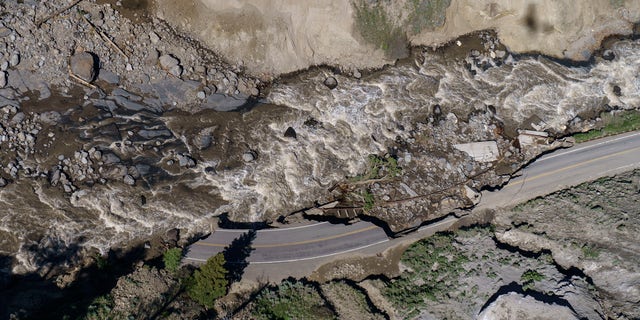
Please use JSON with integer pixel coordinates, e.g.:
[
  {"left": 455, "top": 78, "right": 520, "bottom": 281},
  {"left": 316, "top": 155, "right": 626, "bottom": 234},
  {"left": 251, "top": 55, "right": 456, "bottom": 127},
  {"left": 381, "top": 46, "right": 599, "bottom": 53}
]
[
  {"left": 68, "top": 68, "right": 96, "bottom": 89},
  {"left": 80, "top": 15, "right": 129, "bottom": 61}
]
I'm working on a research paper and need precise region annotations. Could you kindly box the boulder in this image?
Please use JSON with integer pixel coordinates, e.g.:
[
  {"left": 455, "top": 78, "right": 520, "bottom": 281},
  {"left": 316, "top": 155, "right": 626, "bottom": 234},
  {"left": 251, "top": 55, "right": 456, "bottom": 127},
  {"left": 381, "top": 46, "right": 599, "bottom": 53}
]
[
  {"left": 123, "top": 174, "right": 135, "bottom": 185},
  {"left": 323, "top": 76, "right": 338, "bottom": 89},
  {"left": 70, "top": 52, "right": 97, "bottom": 82},
  {"left": 284, "top": 127, "right": 297, "bottom": 139},
  {"left": 158, "top": 54, "right": 182, "bottom": 77}
]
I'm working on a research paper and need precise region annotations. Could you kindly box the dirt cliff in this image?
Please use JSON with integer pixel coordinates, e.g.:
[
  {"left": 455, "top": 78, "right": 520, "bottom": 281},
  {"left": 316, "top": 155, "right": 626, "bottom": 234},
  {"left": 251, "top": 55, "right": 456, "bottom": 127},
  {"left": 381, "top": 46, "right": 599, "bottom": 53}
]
[{"left": 154, "top": 0, "right": 640, "bottom": 77}]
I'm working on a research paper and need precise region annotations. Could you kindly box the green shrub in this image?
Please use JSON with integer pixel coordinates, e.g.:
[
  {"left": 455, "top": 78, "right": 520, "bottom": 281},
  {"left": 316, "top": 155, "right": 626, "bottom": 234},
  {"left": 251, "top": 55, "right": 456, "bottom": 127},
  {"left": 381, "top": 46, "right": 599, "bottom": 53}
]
[
  {"left": 362, "top": 190, "right": 375, "bottom": 211},
  {"left": 163, "top": 248, "right": 183, "bottom": 273},
  {"left": 83, "top": 294, "right": 114, "bottom": 320},
  {"left": 252, "top": 280, "right": 336, "bottom": 320},
  {"left": 581, "top": 245, "right": 601, "bottom": 259},
  {"left": 383, "top": 232, "right": 470, "bottom": 315},
  {"left": 521, "top": 269, "right": 545, "bottom": 291},
  {"left": 187, "top": 253, "right": 228, "bottom": 309}
]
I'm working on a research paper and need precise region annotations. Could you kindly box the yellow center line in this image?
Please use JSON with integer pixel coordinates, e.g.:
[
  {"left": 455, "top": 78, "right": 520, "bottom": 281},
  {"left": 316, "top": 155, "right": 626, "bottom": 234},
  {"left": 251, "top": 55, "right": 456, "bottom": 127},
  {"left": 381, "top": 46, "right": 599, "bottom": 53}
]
[
  {"left": 194, "top": 225, "right": 380, "bottom": 248},
  {"left": 504, "top": 145, "right": 640, "bottom": 189}
]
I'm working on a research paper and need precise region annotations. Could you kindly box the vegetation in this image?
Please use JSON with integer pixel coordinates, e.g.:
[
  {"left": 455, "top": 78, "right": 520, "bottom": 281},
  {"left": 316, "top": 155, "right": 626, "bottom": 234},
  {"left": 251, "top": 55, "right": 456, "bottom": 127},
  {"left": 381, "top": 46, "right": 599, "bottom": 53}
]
[
  {"left": 252, "top": 280, "right": 336, "bottom": 320},
  {"left": 93, "top": 253, "right": 108, "bottom": 270},
  {"left": 406, "top": 0, "right": 451, "bottom": 34},
  {"left": 362, "top": 189, "right": 375, "bottom": 211},
  {"left": 383, "top": 232, "right": 469, "bottom": 317},
  {"left": 520, "top": 269, "right": 545, "bottom": 291},
  {"left": 83, "top": 295, "right": 114, "bottom": 320},
  {"left": 163, "top": 248, "right": 183, "bottom": 273},
  {"left": 581, "top": 244, "right": 601, "bottom": 259},
  {"left": 352, "top": 154, "right": 402, "bottom": 182},
  {"left": 573, "top": 110, "right": 640, "bottom": 143},
  {"left": 187, "top": 253, "right": 229, "bottom": 309},
  {"left": 353, "top": 1, "right": 406, "bottom": 57}
]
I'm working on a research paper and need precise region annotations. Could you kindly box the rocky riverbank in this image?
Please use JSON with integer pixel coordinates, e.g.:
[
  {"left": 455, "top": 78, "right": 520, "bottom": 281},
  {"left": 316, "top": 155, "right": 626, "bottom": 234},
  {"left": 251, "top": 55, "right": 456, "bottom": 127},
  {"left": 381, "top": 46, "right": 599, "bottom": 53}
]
[{"left": 1, "top": 0, "right": 640, "bottom": 279}]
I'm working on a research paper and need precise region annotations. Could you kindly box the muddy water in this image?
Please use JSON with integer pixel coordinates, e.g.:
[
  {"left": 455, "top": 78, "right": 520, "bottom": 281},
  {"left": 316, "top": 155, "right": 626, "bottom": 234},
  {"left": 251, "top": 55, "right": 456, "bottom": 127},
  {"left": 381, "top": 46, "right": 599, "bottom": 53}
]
[{"left": 2, "top": 31, "right": 640, "bottom": 274}]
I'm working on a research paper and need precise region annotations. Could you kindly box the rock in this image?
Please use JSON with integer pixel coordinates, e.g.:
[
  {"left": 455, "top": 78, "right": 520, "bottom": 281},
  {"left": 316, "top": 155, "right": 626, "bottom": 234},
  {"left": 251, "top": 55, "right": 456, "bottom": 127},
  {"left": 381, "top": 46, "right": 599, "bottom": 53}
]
[
  {"left": 158, "top": 54, "right": 182, "bottom": 77},
  {"left": 145, "top": 48, "right": 160, "bottom": 66},
  {"left": 102, "top": 152, "right": 121, "bottom": 164},
  {"left": 50, "top": 169, "right": 61, "bottom": 186},
  {"left": 194, "top": 65, "right": 206, "bottom": 74},
  {"left": 0, "top": 27, "right": 11, "bottom": 38},
  {"left": 196, "top": 91, "right": 206, "bottom": 99},
  {"left": 284, "top": 127, "right": 297, "bottom": 139},
  {"left": 0, "top": 61, "right": 8, "bottom": 71},
  {"left": 70, "top": 52, "right": 97, "bottom": 82},
  {"left": 323, "top": 76, "right": 338, "bottom": 89},
  {"left": 123, "top": 174, "right": 135, "bottom": 185},
  {"left": 0, "top": 177, "right": 6, "bottom": 187},
  {"left": 432, "top": 104, "right": 442, "bottom": 116},
  {"left": 0, "top": 71, "right": 5, "bottom": 88},
  {"left": 242, "top": 151, "right": 256, "bottom": 162},
  {"left": 602, "top": 50, "right": 615, "bottom": 61},
  {"left": 353, "top": 69, "right": 361, "bottom": 79},
  {"left": 9, "top": 52, "right": 19, "bottom": 67},
  {"left": 193, "top": 132, "right": 213, "bottom": 150},
  {"left": 11, "top": 112, "right": 25, "bottom": 124},
  {"left": 613, "top": 85, "right": 621, "bottom": 96},
  {"left": 165, "top": 228, "right": 179, "bottom": 243},
  {"left": 149, "top": 31, "right": 160, "bottom": 44},
  {"left": 477, "top": 293, "right": 579, "bottom": 320},
  {"left": 177, "top": 154, "right": 196, "bottom": 167},
  {"left": 39, "top": 111, "right": 62, "bottom": 124},
  {"left": 98, "top": 69, "right": 120, "bottom": 84}
]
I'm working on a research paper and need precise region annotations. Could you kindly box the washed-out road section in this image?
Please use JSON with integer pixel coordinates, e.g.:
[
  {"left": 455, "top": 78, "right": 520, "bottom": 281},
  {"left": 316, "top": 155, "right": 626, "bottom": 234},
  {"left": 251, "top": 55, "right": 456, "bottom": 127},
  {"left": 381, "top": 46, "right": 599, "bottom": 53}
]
[{"left": 185, "top": 131, "right": 640, "bottom": 280}]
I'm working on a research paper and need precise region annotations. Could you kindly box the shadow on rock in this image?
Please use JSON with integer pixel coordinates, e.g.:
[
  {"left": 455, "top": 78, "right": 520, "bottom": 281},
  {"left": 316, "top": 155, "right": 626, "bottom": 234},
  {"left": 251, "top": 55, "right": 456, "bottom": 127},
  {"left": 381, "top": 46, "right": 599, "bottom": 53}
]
[
  {"left": 222, "top": 230, "right": 256, "bottom": 283},
  {"left": 0, "top": 242, "right": 149, "bottom": 320}
]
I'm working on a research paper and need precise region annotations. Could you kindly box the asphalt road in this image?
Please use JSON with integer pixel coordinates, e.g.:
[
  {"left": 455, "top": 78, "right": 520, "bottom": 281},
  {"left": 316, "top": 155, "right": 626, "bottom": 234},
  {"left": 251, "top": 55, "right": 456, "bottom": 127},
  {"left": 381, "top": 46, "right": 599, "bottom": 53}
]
[{"left": 186, "top": 131, "right": 640, "bottom": 265}]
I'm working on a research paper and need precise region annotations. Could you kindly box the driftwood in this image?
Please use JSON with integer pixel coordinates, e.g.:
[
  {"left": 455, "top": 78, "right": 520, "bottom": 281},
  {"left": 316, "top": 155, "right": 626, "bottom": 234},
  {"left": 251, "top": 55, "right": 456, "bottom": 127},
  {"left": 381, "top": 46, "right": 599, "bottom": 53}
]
[
  {"left": 36, "top": 0, "right": 84, "bottom": 28},
  {"left": 80, "top": 15, "right": 129, "bottom": 60},
  {"left": 67, "top": 67, "right": 96, "bottom": 89}
]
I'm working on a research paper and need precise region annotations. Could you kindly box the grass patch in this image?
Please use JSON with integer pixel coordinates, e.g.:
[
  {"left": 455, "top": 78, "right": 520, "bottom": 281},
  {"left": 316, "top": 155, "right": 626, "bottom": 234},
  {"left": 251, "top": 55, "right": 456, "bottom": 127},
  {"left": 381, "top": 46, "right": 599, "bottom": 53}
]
[
  {"left": 252, "top": 280, "right": 336, "bottom": 320},
  {"left": 581, "top": 245, "right": 601, "bottom": 259},
  {"left": 325, "top": 281, "right": 381, "bottom": 317},
  {"left": 573, "top": 110, "right": 640, "bottom": 143}
]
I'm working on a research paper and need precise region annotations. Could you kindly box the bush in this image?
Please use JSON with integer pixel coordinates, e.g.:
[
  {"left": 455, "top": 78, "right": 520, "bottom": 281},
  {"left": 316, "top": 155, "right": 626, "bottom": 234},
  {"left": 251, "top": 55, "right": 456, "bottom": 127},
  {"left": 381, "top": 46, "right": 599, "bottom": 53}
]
[
  {"left": 163, "top": 248, "right": 183, "bottom": 273},
  {"left": 187, "top": 253, "right": 228, "bottom": 309},
  {"left": 252, "top": 280, "right": 336, "bottom": 320},
  {"left": 521, "top": 269, "right": 545, "bottom": 291}
]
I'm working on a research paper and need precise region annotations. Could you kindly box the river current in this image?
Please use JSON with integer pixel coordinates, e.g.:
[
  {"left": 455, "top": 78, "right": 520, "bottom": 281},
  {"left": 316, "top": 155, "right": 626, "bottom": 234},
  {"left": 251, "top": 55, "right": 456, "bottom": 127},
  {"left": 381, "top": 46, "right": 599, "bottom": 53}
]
[{"left": 1, "top": 35, "right": 639, "bottom": 274}]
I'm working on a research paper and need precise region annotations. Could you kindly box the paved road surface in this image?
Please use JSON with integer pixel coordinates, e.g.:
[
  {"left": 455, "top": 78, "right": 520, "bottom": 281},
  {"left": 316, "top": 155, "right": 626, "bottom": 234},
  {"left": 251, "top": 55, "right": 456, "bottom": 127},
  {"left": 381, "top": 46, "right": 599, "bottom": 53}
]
[
  {"left": 186, "top": 131, "right": 640, "bottom": 269},
  {"left": 478, "top": 131, "right": 640, "bottom": 209}
]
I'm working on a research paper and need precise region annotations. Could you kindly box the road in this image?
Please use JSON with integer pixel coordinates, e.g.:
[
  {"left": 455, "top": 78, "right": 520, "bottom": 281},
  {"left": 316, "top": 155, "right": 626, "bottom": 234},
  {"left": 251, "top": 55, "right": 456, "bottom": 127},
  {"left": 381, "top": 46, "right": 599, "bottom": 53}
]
[{"left": 186, "top": 131, "right": 640, "bottom": 271}]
